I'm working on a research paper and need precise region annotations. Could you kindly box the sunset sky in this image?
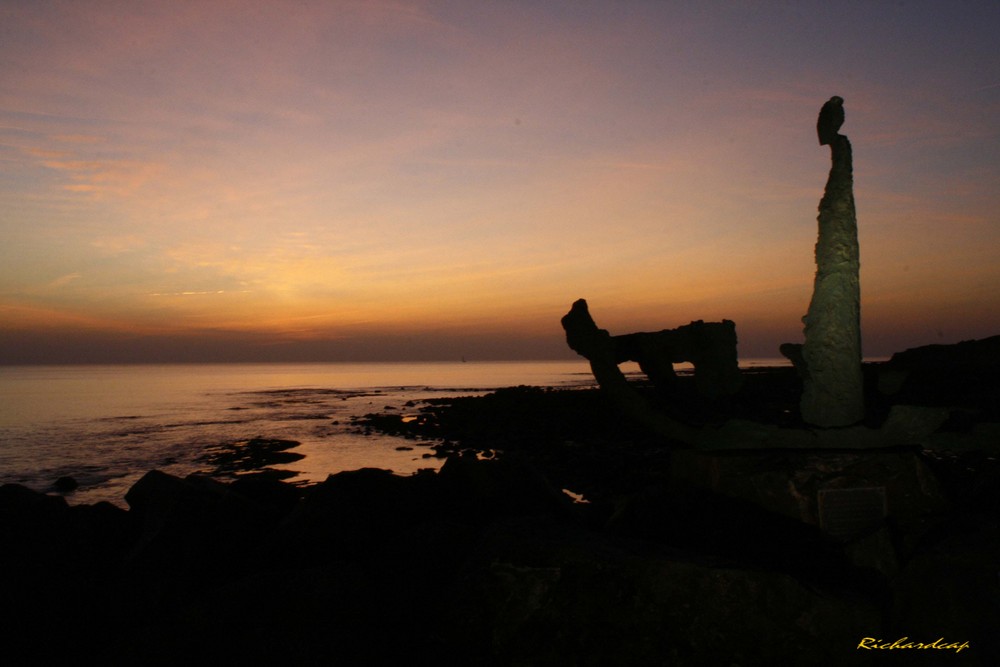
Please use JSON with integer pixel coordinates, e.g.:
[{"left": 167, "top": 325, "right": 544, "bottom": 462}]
[{"left": 2, "top": 0, "right": 998, "bottom": 363}]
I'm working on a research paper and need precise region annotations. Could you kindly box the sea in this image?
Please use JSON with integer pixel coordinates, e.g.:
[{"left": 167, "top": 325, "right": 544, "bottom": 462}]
[{"left": 0, "top": 359, "right": 788, "bottom": 508}]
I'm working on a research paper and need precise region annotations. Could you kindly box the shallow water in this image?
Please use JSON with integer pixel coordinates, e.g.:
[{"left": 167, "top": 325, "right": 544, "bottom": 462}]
[
  {"left": 0, "top": 361, "right": 595, "bottom": 506},
  {"left": 0, "top": 359, "right": 801, "bottom": 507}
]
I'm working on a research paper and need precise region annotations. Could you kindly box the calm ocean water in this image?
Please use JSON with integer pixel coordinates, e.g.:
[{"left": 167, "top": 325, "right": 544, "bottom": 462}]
[
  {"left": 0, "top": 359, "right": 791, "bottom": 507},
  {"left": 0, "top": 361, "right": 599, "bottom": 507}
]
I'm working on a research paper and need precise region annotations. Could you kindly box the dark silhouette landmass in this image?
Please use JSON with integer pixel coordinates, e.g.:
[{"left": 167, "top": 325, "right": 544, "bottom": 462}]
[{"left": 2, "top": 336, "right": 999, "bottom": 665}]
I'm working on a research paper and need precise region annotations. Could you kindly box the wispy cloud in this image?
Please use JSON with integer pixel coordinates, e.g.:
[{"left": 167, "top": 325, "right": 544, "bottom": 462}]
[
  {"left": 48, "top": 273, "right": 81, "bottom": 288},
  {"left": 149, "top": 290, "right": 252, "bottom": 297}
]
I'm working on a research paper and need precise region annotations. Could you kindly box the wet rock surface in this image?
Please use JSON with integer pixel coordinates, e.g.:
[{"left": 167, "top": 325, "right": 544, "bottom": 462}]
[
  {"left": 2, "top": 361, "right": 998, "bottom": 665},
  {"left": 196, "top": 436, "right": 305, "bottom": 479}
]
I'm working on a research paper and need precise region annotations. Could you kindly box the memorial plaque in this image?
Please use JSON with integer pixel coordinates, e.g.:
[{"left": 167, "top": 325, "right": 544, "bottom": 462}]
[{"left": 818, "top": 487, "right": 886, "bottom": 539}]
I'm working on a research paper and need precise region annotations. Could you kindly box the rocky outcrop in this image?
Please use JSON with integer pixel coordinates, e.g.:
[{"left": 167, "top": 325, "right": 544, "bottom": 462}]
[
  {"left": 878, "top": 335, "right": 1000, "bottom": 414},
  {"left": 7, "top": 349, "right": 1000, "bottom": 665},
  {"left": 196, "top": 436, "right": 304, "bottom": 479},
  {"left": 794, "top": 96, "right": 865, "bottom": 427},
  {"left": 885, "top": 335, "right": 1000, "bottom": 372},
  {"left": 0, "top": 461, "right": 898, "bottom": 665},
  {"left": 669, "top": 447, "right": 948, "bottom": 540},
  {"left": 444, "top": 515, "right": 883, "bottom": 667}
]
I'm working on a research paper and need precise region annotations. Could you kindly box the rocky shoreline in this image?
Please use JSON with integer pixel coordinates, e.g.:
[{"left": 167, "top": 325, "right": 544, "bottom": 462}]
[{"left": 3, "top": 346, "right": 999, "bottom": 665}]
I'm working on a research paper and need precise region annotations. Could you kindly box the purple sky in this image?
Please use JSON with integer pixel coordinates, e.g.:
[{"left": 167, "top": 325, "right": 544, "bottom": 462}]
[{"left": 2, "top": 1, "right": 998, "bottom": 362}]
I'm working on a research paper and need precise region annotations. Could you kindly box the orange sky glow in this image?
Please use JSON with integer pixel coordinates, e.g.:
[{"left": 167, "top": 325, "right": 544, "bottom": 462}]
[{"left": 2, "top": 1, "right": 999, "bottom": 363}]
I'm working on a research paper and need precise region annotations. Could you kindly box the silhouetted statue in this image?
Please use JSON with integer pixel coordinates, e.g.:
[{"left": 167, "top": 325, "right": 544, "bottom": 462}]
[
  {"left": 793, "top": 96, "right": 864, "bottom": 427},
  {"left": 816, "top": 96, "right": 844, "bottom": 146},
  {"left": 562, "top": 299, "right": 742, "bottom": 399}
]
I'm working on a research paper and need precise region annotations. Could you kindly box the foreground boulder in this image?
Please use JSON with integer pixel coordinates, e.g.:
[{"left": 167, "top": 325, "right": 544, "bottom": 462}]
[
  {"left": 442, "top": 516, "right": 882, "bottom": 666},
  {"left": 670, "top": 446, "right": 947, "bottom": 536},
  {"left": 0, "top": 458, "right": 897, "bottom": 665}
]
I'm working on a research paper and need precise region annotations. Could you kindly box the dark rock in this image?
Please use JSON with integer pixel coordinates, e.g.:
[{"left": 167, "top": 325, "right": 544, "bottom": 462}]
[
  {"left": 779, "top": 341, "right": 807, "bottom": 378},
  {"left": 123, "top": 470, "right": 274, "bottom": 578},
  {"left": 603, "top": 481, "right": 875, "bottom": 592},
  {"left": 0, "top": 483, "right": 72, "bottom": 570},
  {"left": 879, "top": 404, "right": 951, "bottom": 444},
  {"left": 890, "top": 526, "right": 1000, "bottom": 666},
  {"left": 271, "top": 468, "right": 430, "bottom": 565},
  {"left": 125, "top": 470, "right": 227, "bottom": 520},
  {"left": 0, "top": 485, "right": 125, "bottom": 663},
  {"left": 843, "top": 525, "right": 899, "bottom": 578},
  {"left": 228, "top": 475, "right": 302, "bottom": 517},
  {"left": 54, "top": 476, "right": 79, "bottom": 493},
  {"left": 0, "top": 482, "right": 69, "bottom": 520},
  {"left": 436, "top": 453, "right": 576, "bottom": 525},
  {"left": 196, "top": 437, "right": 304, "bottom": 477},
  {"left": 920, "top": 444, "right": 1000, "bottom": 501},
  {"left": 100, "top": 563, "right": 376, "bottom": 664},
  {"left": 442, "top": 516, "right": 882, "bottom": 666},
  {"left": 670, "top": 446, "right": 948, "bottom": 539},
  {"left": 878, "top": 335, "right": 1000, "bottom": 422},
  {"left": 886, "top": 335, "right": 1000, "bottom": 373},
  {"left": 4, "top": 350, "right": 998, "bottom": 664}
]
